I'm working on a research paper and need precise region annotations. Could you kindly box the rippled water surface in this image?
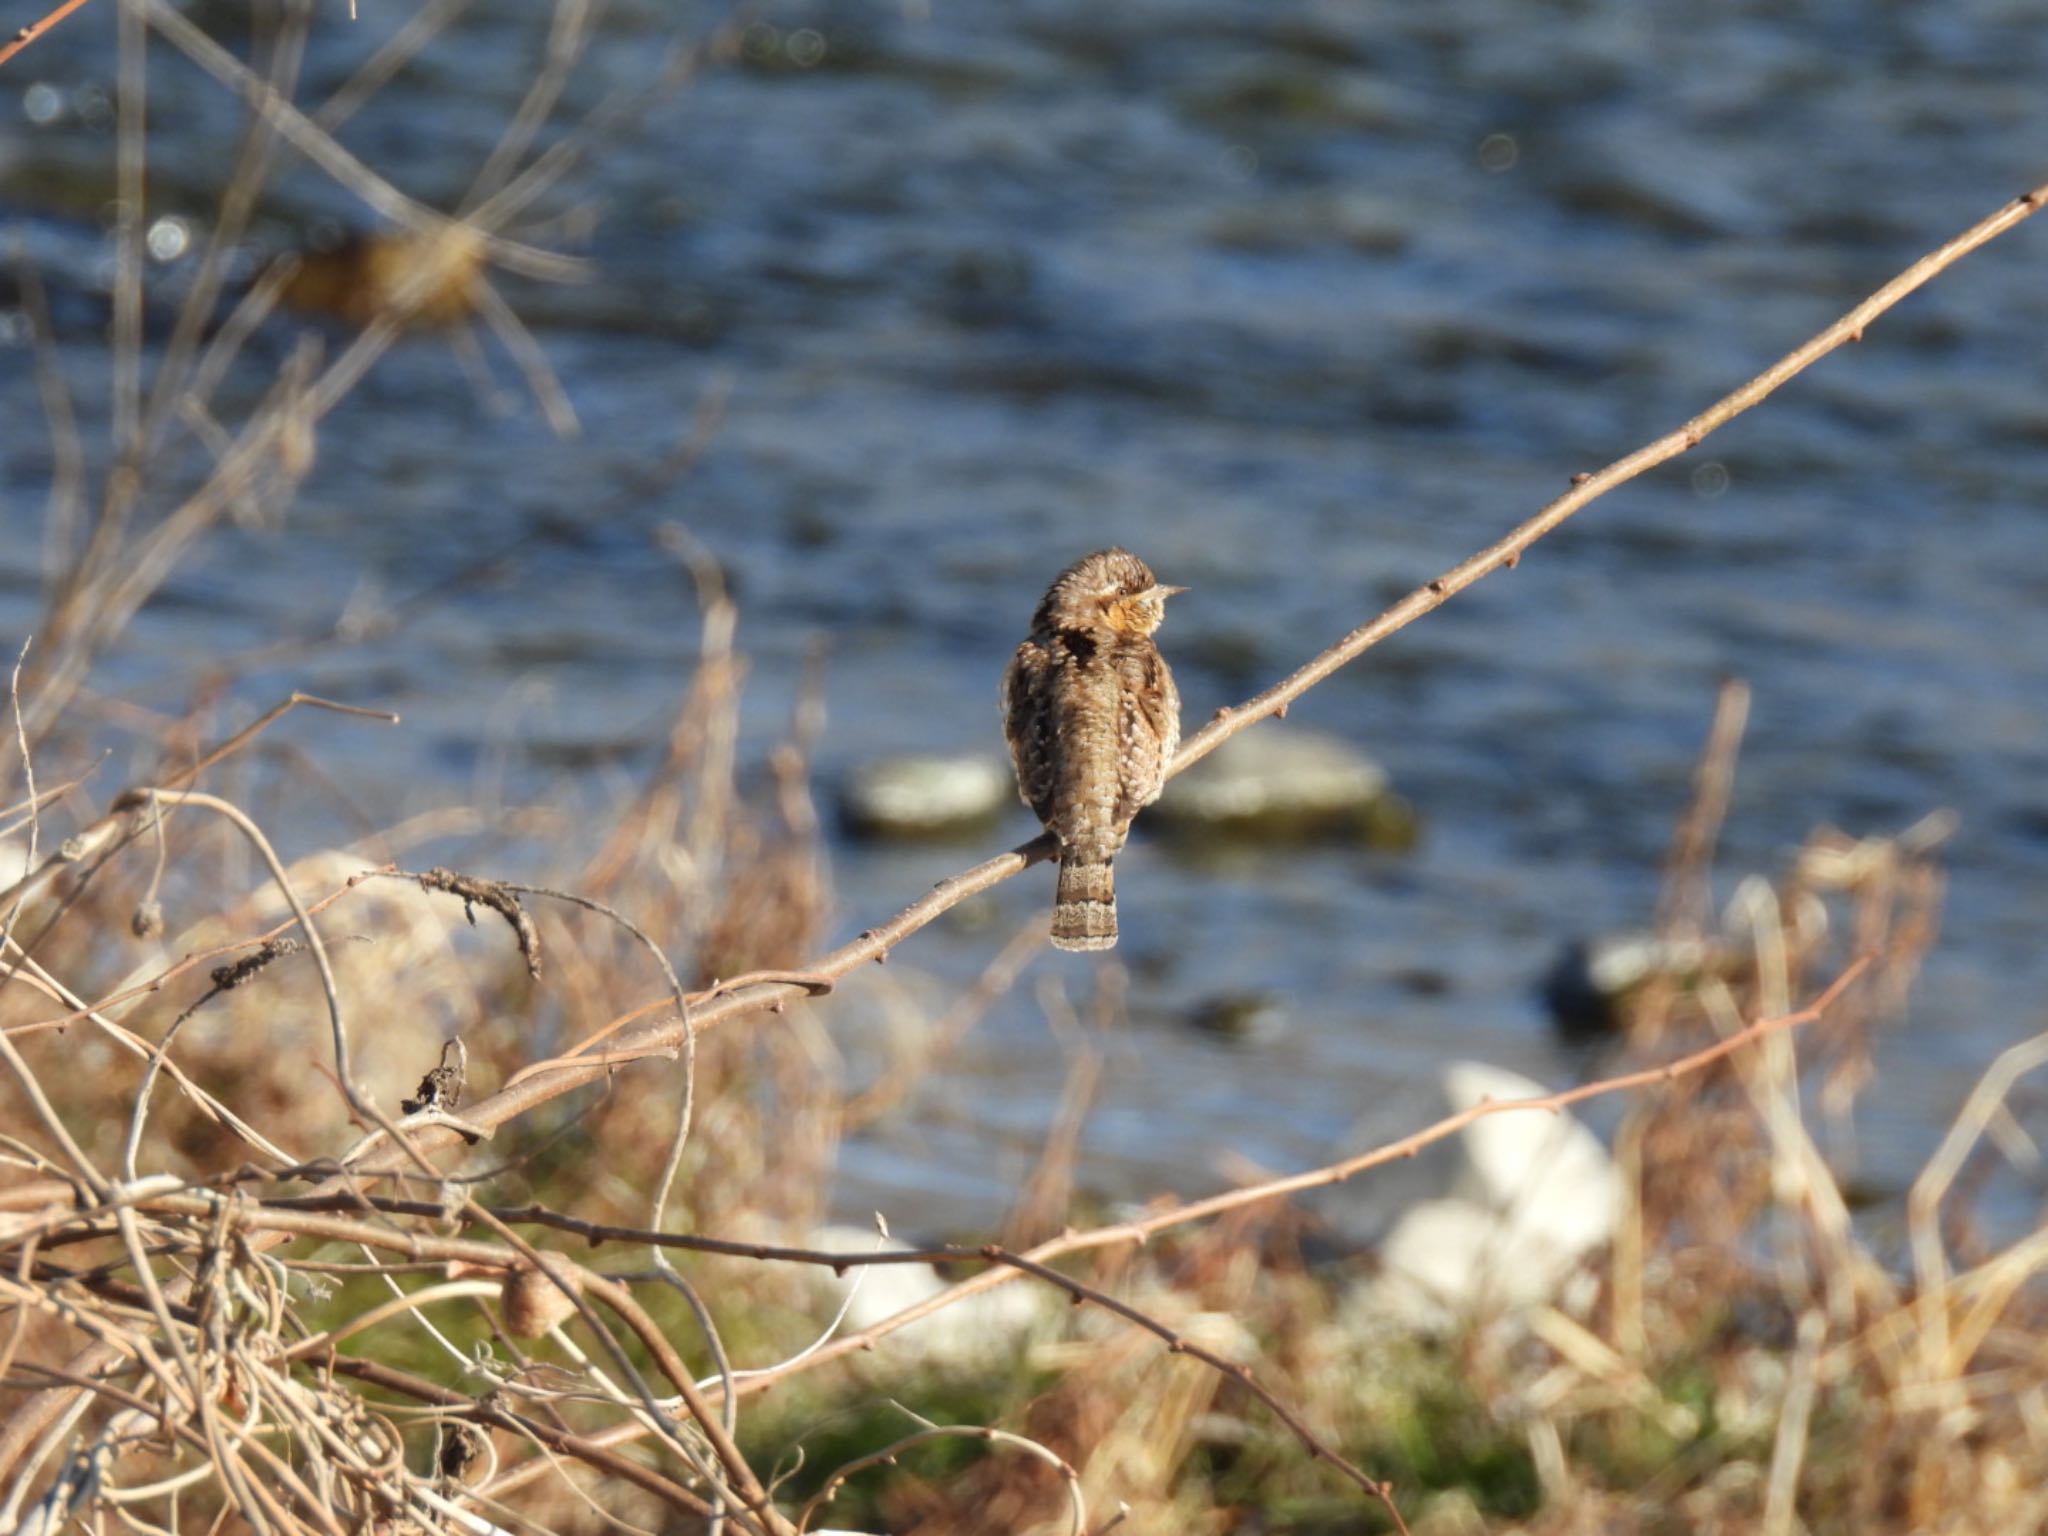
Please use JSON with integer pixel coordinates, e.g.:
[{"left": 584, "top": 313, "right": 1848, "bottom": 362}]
[{"left": 5, "top": 0, "right": 2048, "bottom": 1233}]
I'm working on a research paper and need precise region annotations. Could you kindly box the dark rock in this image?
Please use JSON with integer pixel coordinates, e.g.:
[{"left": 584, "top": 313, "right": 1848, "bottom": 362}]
[
  {"left": 1540, "top": 931, "right": 1723, "bottom": 1041},
  {"left": 1189, "top": 990, "right": 1287, "bottom": 1045}
]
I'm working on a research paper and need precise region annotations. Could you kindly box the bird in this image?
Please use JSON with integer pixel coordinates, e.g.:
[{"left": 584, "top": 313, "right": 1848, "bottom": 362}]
[{"left": 1001, "top": 548, "right": 1184, "bottom": 951}]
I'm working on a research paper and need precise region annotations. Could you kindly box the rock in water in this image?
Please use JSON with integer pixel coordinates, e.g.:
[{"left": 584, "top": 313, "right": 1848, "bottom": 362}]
[
  {"left": 1151, "top": 725, "right": 1407, "bottom": 846},
  {"left": 1188, "top": 990, "right": 1289, "bottom": 1044},
  {"left": 1541, "top": 930, "right": 1727, "bottom": 1040},
  {"left": 840, "top": 755, "right": 1012, "bottom": 840}
]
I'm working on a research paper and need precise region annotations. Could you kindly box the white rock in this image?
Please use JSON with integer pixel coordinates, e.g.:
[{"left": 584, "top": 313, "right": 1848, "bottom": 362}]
[
  {"left": 1373, "top": 1199, "right": 1533, "bottom": 1326},
  {"left": 807, "top": 1225, "right": 1052, "bottom": 1371},
  {"left": 94, "top": 851, "right": 488, "bottom": 1110},
  {"left": 840, "top": 755, "right": 1012, "bottom": 839},
  {"left": 1441, "top": 1061, "right": 1621, "bottom": 1263},
  {"left": 1358, "top": 1062, "right": 1621, "bottom": 1329},
  {"left": 1152, "top": 726, "right": 1388, "bottom": 835}
]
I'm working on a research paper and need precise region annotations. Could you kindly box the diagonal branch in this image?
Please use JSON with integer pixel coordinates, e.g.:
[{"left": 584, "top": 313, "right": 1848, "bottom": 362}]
[
  {"left": 351, "top": 177, "right": 2048, "bottom": 1170},
  {"left": 1165, "top": 178, "right": 2048, "bottom": 778},
  {"left": 0, "top": 0, "right": 96, "bottom": 69}
]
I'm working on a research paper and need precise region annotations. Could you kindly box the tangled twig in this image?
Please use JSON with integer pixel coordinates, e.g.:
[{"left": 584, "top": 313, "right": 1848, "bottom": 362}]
[{"left": 414, "top": 867, "right": 543, "bottom": 981}]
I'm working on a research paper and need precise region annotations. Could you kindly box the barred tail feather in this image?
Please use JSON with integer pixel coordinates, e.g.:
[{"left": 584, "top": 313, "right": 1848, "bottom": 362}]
[{"left": 1051, "top": 856, "right": 1117, "bottom": 951}]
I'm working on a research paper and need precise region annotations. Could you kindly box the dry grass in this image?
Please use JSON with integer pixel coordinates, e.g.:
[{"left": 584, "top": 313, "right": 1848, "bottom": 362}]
[{"left": 8, "top": 571, "right": 2048, "bottom": 1535}]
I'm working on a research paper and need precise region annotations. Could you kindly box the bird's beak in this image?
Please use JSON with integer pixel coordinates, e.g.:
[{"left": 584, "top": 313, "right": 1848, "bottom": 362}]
[{"left": 1153, "top": 584, "right": 1188, "bottom": 599}]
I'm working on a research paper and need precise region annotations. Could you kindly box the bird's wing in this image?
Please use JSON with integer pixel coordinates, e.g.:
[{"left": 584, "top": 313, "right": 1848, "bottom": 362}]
[
  {"left": 1001, "top": 639, "right": 1060, "bottom": 824},
  {"left": 1115, "top": 645, "right": 1179, "bottom": 824}
]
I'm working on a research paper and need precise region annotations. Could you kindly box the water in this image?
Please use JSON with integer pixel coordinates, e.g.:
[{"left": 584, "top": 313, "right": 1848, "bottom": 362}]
[{"left": 4, "top": 0, "right": 2047, "bottom": 1238}]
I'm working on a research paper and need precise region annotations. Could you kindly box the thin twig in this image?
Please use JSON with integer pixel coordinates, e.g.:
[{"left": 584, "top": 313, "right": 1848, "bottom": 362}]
[
  {"left": 1165, "top": 179, "right": 2048, "bottom": 780},
  {"left": 1657, "top": 677, "right": 1751, "bottom": 938},
  {"left": 2, "top": 642, "right": 40, "bottom": 948},
  {"left": 137, "top": 0, "right": 583, "bottom": 283},
  {"left": 0, "top": 0, "right": 98, "bottom": 68},
  {"left": 134, "top": 789, "right": 358, "bottom": 1107},
  {"left": 5, "top": 242, "right": 86, "bottom": 584},
  {"left": 796, "top": 1422, "right": 1086, "bottom": 1536}
]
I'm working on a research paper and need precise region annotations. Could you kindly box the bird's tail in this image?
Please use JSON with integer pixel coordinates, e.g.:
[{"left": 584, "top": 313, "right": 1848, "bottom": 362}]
[{"left": 1052, "top": 855, "right": 1117, "bottom": 951}]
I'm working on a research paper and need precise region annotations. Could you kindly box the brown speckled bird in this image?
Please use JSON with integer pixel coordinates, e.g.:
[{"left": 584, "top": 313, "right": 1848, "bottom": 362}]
[{"left": 1001, "top": 548, "right": 1183, "bottom": 951}]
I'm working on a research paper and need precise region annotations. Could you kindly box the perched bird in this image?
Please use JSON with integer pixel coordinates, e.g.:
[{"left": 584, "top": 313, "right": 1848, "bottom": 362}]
[{"left": 1001, "top": 548, "right": 1184, "bottom": 951}]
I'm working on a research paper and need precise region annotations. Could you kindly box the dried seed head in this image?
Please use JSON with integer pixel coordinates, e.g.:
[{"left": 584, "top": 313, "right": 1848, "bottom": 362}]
[
  {"left": 218, "top": 1357, "right": 249, "bottom": 1416},
  {"left": 131, "top": 900, "right": 165, "bottom": 939},
  {"left": 502, "top": 1254, "right": 582, "bottom": 1338},
  {"left": 438, "top": 1422, "right": 489, "bottom": 1484}
]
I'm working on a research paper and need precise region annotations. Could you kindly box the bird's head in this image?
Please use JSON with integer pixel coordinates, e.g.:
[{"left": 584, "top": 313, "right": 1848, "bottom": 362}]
[{"left": 1036, "top": 548, "right": 1185, "bottom": 637}]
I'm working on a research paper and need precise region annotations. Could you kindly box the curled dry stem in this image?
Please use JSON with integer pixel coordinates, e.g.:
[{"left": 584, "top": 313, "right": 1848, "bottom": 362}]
[
  {"left": 414, "top": 867, "right": 543, "bottom": 981},
  {"left": 796, "top": 1422, "right": 1087, "bottom": 1536}
]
